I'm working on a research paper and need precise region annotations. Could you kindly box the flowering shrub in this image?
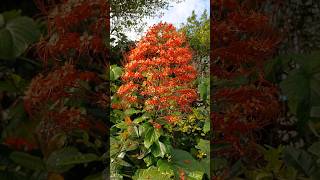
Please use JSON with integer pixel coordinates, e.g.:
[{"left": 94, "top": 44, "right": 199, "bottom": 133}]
[
  {"left": 115, "top": 22, "right": 198, "bottom": 126},
  {"left": 110, "top": 22, "right": 210, "bottom": 179}
]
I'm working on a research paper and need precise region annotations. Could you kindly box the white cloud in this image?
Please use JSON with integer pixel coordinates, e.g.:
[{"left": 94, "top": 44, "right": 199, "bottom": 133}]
[{"left": 127, "top": 0, "right": 209, "bottom": 41}]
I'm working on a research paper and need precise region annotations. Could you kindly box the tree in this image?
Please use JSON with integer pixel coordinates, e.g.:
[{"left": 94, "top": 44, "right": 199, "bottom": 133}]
[
  {"left": 110, "top": 0, "right": 182, "bottom": 41},
  {"left": 180, "top": 10, "right": 210, "bottom": 77}
]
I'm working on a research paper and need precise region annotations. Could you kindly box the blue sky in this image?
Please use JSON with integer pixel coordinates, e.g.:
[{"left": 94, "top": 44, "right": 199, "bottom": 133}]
[{"left": 126, "top": 0, "right": 210, "bottom": 40}]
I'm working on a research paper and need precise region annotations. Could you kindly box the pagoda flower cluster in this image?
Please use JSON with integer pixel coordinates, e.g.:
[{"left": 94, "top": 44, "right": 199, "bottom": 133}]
[
  {"left": 212, "top": 0, "right": 281, "bottom": 157},
  {"left": 115, "top": 22, "right": 198, "bottom": 125},
  {"left": 24, "top": 63, "right": 95, "bottom": 115},
  {"left": 23, "top": 63, "right": 96, "bottom": 150},
  {"left": 34, "top": 0, "right": 109, "bottom": 64}
]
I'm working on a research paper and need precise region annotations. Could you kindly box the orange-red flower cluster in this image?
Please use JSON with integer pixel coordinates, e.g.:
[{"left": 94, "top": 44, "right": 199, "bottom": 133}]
[
  {"left": 37, "top": 107, "right": 90, "bottom": 143},
  {"left": 24, "top": 63, "right": 95, "bottom": 115},
  {"left": 115, "top": 22, "right": 197, "bottom": 124},
  {"left": 35, "top": 0, "right": 108, "bottom": 63},
  {"left": 212, "top": 0, "right": 281, "bottom": 157}
]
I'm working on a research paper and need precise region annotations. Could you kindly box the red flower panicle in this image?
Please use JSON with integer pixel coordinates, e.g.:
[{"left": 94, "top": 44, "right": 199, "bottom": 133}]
[
  {"left": 212, "top": 0, "right": 281, "bottom": 156},
  {"left": 37, "top": 107, "right": 90, "bottom": 143},
  {"left": 35, "top": 0, "right": 109, "bottom": 63},
  {"left": 24, "top": 63, "right": 95, "bottom": 115},
  {"left": 115, "top": 22, "right": 197, "bottom": 124}
]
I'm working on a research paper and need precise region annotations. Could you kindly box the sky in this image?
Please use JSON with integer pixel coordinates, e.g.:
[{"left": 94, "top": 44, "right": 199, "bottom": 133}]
[{"left": 126, "top": 0, "right": 210, "bottom": 41}]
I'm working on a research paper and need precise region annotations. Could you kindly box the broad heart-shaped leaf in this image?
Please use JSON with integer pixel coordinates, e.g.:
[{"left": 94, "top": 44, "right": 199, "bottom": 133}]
[
  {"left": 171, "top": 149, "right": 205, "bottom": 174},
  {"left": 283, "top": 146, "right": 318, "bottom": 176},
  {"left": 10, "top": 151, "right": 45, "bottom": 171},
  {"left": 46, "top": 147, "right": 99, "bottom": 173},
  {"left": 157, "top": 159, "right": 175, "bottom": 175},
  {"left": 143, "top": 125, "right": 160, "bottom": 149},
  {"left": 0, "top": 13, "right": 40, "bottom": 59},
  {"left": 280, "top": 51, "right": 320, "bottom": 119},
  {"left": 132, "top": 166, "right": 173, "bottom": 180}
]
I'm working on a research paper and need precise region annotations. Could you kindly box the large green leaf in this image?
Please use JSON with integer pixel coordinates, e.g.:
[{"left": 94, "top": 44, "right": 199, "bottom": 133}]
[
  {"left": 171, "top": 149, "right": 205, "bottom": 173},
  {"left": 280, "top": 51, "right": 320, "bottom": 120},
  {"left": 0, "top": 11, "right": 40, "bottom": 59},
  {"left": 157, "top": 159, "right": 175, "bottom": 176},
  {"left": 143, "top": 125, "right": 160, "bottom": 149},
  {"left": 46, "top": 147, "right": 99, "bottom": 173},
  {"left": 9, "top": 151, "right": 45, "bottom": 171},
  {"left": 151, "top": 141, "right": 167, "bottom": 158}
]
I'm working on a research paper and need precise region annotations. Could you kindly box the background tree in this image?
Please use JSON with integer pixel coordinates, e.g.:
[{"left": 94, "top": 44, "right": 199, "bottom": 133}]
[{"left": 180, "top": 10, "right": 210, "bottom": 77}]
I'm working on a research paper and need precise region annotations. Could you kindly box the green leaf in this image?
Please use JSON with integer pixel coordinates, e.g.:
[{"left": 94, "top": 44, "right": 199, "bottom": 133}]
[
  {"left": 255, "top": 172, "right": 273, "bottom": 180},
  {"left": 195, "top": 139, "right": 210, "bottom": 155},
  {"left": 0, "top": 170, "right": 28, "bottom": 180},
  {"left": 124, "top": 108, "right": 140, "bottom": 116},
  {"left": 144, "top": 125, "right": 160, "bottom": 149},
  {"left": 143, "top": 155, "right": 155, "bottom": 167},
  {"left": 280, "top": 51, "right": 320, "bottom": 120},
  {"left": 198, "top": 78, "right": 208, "bottom": 101},
  {"left": 110, "top": 65, "right": 123, "bottom": 81},
  {"left": 124, "top": 139, "right": 139, "bottom": 151},
  {"left": 157, "top": 160, "right": 174, "bottom": 175},
  {"left": 203, "top": 119, "right": 210, "bottom": 133},
  {"left": 172, "top": 149, "right": 204, "bottom": 173},
  {"left": 0, "top": 81, "right": 16, "bottom": 92},
  {"left": 58, "top": 153, "right": 99, "bottom": 166},
  {"left": 2, "top": 10, "right": 21, "bottom": 21},
  {"left": 110, "top": 137, "right": 122, "bottom": 157},
  {"left": 283, "top": 146, "right": 317, "bottom": 176},
  {"left": 47, "top": 147, "right": 99, "bottom": 173},
  {"left": 187, "top": 171, "right": 204, "bottom": 180},
  {"left": 0, "top": 15, "right": 4, "bottom": 27},
  {"left": 151, "top": 141, "right": 167, "bottom": 158},
  {"left": 308, "top": 142, "right": 320, "bottom": 157},
  {"left": 132, "top": 166, "right": 173, "bottom": 180},
  {"left": 115, "top": 158, "right": 132, "bottom": 167},
  {"left": 134, "top": 113, "right": 151, "bottom": 124},
  {"left": 10, "top": 151, "right": 45, "bottom": 171},
  {"left": 0, "top": 13, "right": 40, "bottom": 59}
]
